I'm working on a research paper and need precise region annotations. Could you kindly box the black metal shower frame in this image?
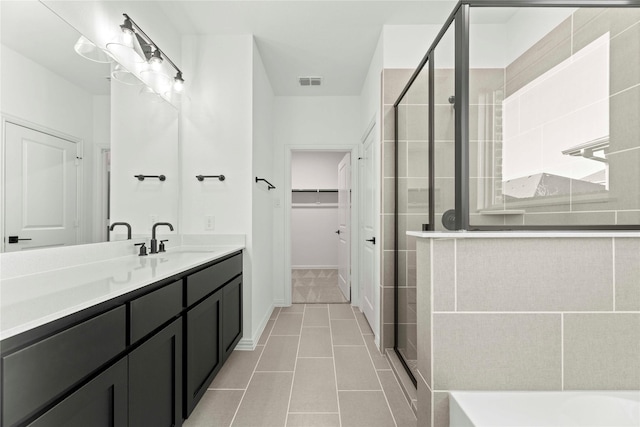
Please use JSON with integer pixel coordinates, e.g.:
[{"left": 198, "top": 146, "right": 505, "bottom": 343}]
[{"left": 393, "top": 0, "right": 640, "bottom": 387}]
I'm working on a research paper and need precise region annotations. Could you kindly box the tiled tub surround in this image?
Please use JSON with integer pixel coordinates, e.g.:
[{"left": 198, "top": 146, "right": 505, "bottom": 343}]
[
  {"left": 409, "top": 231, "right": 640, "bottom": 427},
  {"left": 0, "top": 236, "right": 245, "bottom": 341}
]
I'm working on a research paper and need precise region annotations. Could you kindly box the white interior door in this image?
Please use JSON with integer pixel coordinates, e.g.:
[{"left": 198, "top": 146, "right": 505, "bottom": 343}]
[
  {"left": 4, "top": 122, "right": 78, "bottom": 251},
  {"left": 337, "top": 153, "right": 351, "bottom": 301},
  {"left": 360, "top": 129, "right": 376, "bottom": 327}
]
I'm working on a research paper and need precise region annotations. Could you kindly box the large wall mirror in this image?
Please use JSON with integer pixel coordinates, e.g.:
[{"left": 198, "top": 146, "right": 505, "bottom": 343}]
[{"left": 1, "top": 0, "right": 179, "bottom": 252}]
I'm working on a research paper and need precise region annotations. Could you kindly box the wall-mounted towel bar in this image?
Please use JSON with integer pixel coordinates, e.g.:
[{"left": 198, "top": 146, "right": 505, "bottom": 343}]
[
  {"left": 255, "top": 177, "right": 276, "bottom": 190},
  {"left": 196, "top": 175, "right": 226, "bottom": 181},
  {"left": 135, "top": 174, "right": 166, "bottom": 181}
]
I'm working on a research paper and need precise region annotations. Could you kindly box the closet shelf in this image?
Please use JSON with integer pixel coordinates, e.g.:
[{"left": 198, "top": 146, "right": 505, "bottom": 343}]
[
  {"left": 292, "top": 203, "right": 339, "bottom": 208},
  {"left": 292, "top": 189, "right": 338, "bottom": 193}
]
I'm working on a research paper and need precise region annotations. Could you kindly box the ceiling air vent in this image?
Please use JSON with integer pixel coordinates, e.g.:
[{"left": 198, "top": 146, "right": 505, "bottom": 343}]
[{"left": 299, "top": 76, "right": 322, "bottom": 87}]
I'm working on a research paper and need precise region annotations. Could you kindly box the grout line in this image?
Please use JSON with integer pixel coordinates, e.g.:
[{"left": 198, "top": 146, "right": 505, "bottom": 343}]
[
  {"left": 328, "top": 304, "right": 343, "bottom": 427},
  {"left": 288, "top": 412, "right": 340, "bottom": 415},
  {"left": 432, "top": 310, "right": 632, "bottom": 314},
  {"left": 207, "top": 388, "right": 246, "bottom": 391},
  {"left": 454, "top": 239, "right": 458, "bottom": 312},
  {"left": 561, "top": 313, "right": 565, "bottom": 391},
  {"left": 612, "top": 237, "right": 616, "bottom": 311},
  {"left": 284, "top": 304, "right": 304, "bottom": 427},
  {"left": 228, "top": 306, "right": 282, "bottom": 426},
  {"left": 354, "top": 302, "right": 399, "bottom": 427}
]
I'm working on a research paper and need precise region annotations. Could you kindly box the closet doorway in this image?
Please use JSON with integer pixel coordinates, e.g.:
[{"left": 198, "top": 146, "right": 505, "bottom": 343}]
[{"left": 291, "top": 150, "right": 351, "bottom": 304}]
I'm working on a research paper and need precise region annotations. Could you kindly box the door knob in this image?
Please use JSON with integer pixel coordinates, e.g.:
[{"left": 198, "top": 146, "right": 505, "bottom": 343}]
[
  {"left": 335, "top": 230, "right": 340, "bottom": 235},
  {"left": 365, "top": 237, "right": 376, "bottom": 245},
  {"left": 8, "top": 236, "right": 32, "bottom": 244}
]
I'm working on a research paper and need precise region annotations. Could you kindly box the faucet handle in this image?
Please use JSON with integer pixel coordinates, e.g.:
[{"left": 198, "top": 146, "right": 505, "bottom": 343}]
[
  {"left": 134, "top": 242, "right": 148, "bottom": 256},
  {"left": 159, "top": 239, "right": 168, "bottom": 253}
]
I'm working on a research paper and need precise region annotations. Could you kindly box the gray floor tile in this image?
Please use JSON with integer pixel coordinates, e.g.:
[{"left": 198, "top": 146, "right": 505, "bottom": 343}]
[
  {"left": 299, "top": 327, "right": 333, "bottom": 357},
  {"left": 270, "top": 307, "right": 281, "bottom": 320},
  {"left": 289, "top": 358, "right": 339, "bottom": 413},
  {"left": 272, "top": 313, "right": 303, "bottom": 335},
  {"left": 281, "top": 304, "right": 305, "bottom": 313},
  {"left": 355, "top": 311, "right": 374, "bottom": 335},
  {"left": 334, "top": 346, "right": 381, "bottom": 390},
  {"left": 256, "top": 335, "right": 299, "bottom": 372},
  {"left": 364, "top": 334, "right": 390, "bottom": 370},
  {"left": 304, "top": 307, "right": 330, "bottom": 327},
  {"left": 184, "top": 390, "right": 244, "bottom": 427},
  {"left": 331, "top": 319, "right": 364, "bottom": 345},
  {"left": 259, "top": 319, "right": 275, "bottom": 345},
  {"left": 378, "top": 370, "right": 417, "bottom": 427},
  {"left": 211, "top": 346, "right": 264, "bottom": 389},
  {"left": 286, "top": 413, "right": 340, "bottom": 427},
  {"left": 231, "top": 372, "right": 293, "bottom": 427},
  {"left": 339, "top": 391, "right": 395, "bottom": 427},
  {"left": 329, "top": 303, "right": 355, "bottom": 319}
]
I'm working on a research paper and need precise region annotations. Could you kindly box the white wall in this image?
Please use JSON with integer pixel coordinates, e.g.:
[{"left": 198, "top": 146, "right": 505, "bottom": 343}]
[
  {"left": 180, "top": 34, "right": 278, "bottom": 347},
  {"left": 110, "top": 82, "right": 179, "bottom": 237},
  {"left": 292, "top": 151, "right": 345, "bottom": 189},
  {"left": 0, "top": 44, "right": 98, "bottom": 245},
  {"left": 291, "top": 151, "right": 345, "bottom": 268},
  {"left": 383, "top": 25, "right": 441, "bottom": 69},
  {"left": 272, "top": 97, "right": 360, "bottom": 304},
  {"left": 251, "top": 38, "right": 276, "bottom": 343}
]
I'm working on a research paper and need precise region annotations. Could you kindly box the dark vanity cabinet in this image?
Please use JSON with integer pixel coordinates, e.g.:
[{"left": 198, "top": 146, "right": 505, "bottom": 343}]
[
  {"left": 0, "top": 250, "right": 243, "bottom": 427},
  {"left": 184, "top": 253, "right": 243, "bottom": 417},
  {"left": 128, "top": 280, "right": 183, "bottom": 427}
]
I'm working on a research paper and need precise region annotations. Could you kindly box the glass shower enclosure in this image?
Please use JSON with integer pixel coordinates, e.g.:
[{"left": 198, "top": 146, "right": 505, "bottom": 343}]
[{"left": 394, "top": 0, "right": 640, "bottom": 385}]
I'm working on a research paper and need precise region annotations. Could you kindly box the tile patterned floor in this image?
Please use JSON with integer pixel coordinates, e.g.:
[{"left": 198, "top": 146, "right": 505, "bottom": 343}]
[
  {"left": 184, "top": 304, "right": 416, "bottom": 427},
  {"left": 292, "top": 269, "right": 348, "bottom": 304}
]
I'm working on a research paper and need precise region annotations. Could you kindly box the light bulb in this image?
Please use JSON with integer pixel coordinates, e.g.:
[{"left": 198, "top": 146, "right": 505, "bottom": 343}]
[{"left": 174, "top": 72, "right": 185, "bottom": 93}]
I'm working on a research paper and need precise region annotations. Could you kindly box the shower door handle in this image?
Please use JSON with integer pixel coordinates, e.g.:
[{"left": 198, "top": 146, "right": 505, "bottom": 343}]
[{"left": 365, "top": 237, "right": 376, "bottom": 245}]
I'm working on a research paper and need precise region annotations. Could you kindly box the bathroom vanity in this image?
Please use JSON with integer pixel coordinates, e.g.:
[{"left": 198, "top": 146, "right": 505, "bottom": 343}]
[{"left": 0, "top": 245, "right": 244, "bottom": 427}]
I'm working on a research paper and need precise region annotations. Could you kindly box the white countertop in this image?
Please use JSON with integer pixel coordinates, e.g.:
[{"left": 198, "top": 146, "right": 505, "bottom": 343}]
[
  {"left": 407, "top": 231, "right": 640, "bottom": 239},
  {"left": 0, "top": 245, "right": 243, "bottom": 341}
]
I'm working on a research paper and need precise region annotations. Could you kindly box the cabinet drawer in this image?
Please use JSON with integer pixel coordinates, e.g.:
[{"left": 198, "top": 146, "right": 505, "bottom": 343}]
[
  {"left": 130, "top": 280, "right": 182, "bottom": 344},
  {"left": 186, "top": 253, "right": 242, "bottom": 306},
  {"left": 2, "top": 307, "right": 126, "bottom": 427}
]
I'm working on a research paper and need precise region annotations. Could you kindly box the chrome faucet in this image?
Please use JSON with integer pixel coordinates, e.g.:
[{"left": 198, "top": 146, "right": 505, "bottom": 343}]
[
  {"left": 109, "top": 222, "right": 132, "bottom": 240},
  {"left": 150, "top": 222, "right": 173, "bottom": 254}
]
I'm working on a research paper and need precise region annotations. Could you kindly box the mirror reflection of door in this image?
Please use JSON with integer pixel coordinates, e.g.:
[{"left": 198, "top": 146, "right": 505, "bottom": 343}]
[{"left": 4, "top": 123, "right": 79, "bottom": 252}]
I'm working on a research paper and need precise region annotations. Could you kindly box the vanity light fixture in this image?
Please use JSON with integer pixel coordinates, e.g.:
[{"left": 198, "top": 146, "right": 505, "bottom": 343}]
[
  {"left": 74, "top": 35, "right": 112, "bottom": 63},
  {"left": 107, "top": 14, "right": 185, "bottom": 97},
  {"left": 112, "top": 63, "right": 143, "bottom": 85}
]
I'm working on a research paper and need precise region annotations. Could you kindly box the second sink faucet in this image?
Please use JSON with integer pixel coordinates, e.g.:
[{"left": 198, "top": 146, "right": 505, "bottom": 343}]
[
  {"left": 109, "top": 222, "right": 132, "bottom": 240},
  {"left": 150, "top": 222, "right": 174, "bottom": 254}
]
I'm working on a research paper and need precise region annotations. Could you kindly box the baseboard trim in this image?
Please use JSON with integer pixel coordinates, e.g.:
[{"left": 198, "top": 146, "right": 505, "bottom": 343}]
[{"left": 235, "top": 303, "right": 275, "bottom": 351}]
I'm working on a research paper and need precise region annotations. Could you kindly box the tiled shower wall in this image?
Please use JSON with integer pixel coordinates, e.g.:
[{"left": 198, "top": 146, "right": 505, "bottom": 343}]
[
  {"left": 379, "top": 6, "right": 640, "bottom": 351},
  {"left": 416, "top": 236, "right": 640, "bottom": 427}
]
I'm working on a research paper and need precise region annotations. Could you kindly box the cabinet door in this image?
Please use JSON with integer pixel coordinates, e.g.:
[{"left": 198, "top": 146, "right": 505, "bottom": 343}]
[
  {"left": 129, "top": 318, "right": 182, "bottom": 427},
  {"left": 185, "top": 290, "right": 222, "bottom": 417},
  {"left": 27, "top": 358, "right": 127, "bottom": 427},
  {"left": 222, "top": 277, "right": 243, "bottom": 362}
]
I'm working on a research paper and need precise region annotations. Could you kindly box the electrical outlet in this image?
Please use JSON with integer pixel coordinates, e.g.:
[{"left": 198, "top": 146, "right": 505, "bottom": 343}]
[{"left": 205, "top": 215, "right": 215, "bottom": 231}]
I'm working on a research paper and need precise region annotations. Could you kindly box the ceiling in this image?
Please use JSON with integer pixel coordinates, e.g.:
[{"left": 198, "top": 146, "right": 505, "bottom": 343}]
[
  {"left": 1, "top": 1, "right": 112, "bottom": 95},
  {"left": 156, "top": 1, "right": 459, "bottom": 96},
  {"left": 2, "top": 1, "right": 460, "bottom": 97}
]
